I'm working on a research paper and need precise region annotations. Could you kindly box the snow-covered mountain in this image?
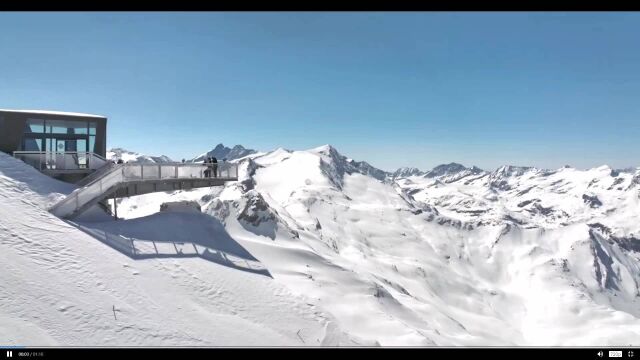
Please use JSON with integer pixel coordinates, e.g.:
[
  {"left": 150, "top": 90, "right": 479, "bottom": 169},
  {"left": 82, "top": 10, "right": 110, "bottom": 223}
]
[
  {"left": 107, "top": 148, "right": 172, "bottom": 164},
  {"left": 423, "top": 162, "right": 485, "bottom": 183},
  {"left": 395, "top": 163, "right": 640, "bottom": 229},
  {"left": 392, "top": 163, "right": 485, "bottom": 182},
  {"left": 110, "top": 144, "right": 640, "bottom": 346},
  {"left": 191, "top": 144, "right": 257, "bottom": 163},
  {"left": 0, "top": 151, "right": 356, "bottom": 346},
  {"left": 2, "top": 144, "right": 640, "bottom": 346},
  {"left": 392, "top": 167, "right": 426, "bottom": 179}
]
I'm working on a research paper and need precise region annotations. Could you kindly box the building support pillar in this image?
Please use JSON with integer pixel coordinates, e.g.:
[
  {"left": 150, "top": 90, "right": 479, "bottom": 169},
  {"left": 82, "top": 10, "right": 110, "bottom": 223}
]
[{"left": 113, "top": 194, "right": 118, "bottom": 221}]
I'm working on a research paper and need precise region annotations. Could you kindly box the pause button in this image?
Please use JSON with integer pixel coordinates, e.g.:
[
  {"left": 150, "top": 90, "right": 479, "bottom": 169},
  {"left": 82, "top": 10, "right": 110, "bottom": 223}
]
[{"left": 6, "top": 351, "right": 12, "bottom": 358}]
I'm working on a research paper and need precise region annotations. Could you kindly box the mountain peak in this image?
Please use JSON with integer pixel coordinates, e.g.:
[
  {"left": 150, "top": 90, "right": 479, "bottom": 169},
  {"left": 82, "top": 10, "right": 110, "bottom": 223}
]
[
  {"left": 307, "top": 144, "right": 388, "bottom": 184},
  {"left": 492, "top": 165, "right": 537, "bottom": 178},
  {"left": 107, "top": 148, "right": 172, "bottom": 164},
  {"left": 425, "top": 163, "right": 482, "bottom": 178},
  {"left": 392, "top": 167, "right": 426, "bottom": 178},
  {"left": 310, "top": 144, "right": 337, "bottom": 155},
  {"left": 192, "top": 144, "right": 257, "bottom": 162}
]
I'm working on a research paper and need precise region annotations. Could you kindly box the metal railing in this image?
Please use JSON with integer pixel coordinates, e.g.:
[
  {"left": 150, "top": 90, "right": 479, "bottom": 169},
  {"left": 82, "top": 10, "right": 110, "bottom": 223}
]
[
  {"left": 75, "top": 161, "right": 117, "bottom": 187},
  {"left": 118, "top": 161, "right": 238, "bottom": 181},
  {"left": 49, "top": 161, "right": 238, "bottom": 218},
  {"left": 13, "top": 151, "right": 109, "bottom": 172}
]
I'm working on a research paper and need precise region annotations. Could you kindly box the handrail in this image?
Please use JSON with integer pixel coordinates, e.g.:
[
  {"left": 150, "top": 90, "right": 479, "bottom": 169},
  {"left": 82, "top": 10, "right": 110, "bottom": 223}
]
[
  {"left": 14, "top": 151, "right": 104, "bottom": 155},
  {"left": 90, "top": 152, "right": 108, "bottom": 161},
  {"left": 13, "top": 151, "right": 109, "bottom": 171},
  {"left": 75, "top": 162, "right": 119, "bottom": 187}
]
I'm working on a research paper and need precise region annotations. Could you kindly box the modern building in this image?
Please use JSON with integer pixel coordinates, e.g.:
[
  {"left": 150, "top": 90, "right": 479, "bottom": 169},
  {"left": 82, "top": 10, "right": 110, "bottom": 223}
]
[
  {"left": 0, "top": 109, "right": 108, "bottom": 182},
  {"left": 1, "top": 108, "right": 239, "bottom": 219}
]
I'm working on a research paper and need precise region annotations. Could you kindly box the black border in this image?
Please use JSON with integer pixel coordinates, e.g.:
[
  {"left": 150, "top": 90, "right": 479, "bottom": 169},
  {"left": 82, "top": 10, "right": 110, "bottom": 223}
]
[{"left": 1, "top": 5, "right": 639, "bottom": 358}]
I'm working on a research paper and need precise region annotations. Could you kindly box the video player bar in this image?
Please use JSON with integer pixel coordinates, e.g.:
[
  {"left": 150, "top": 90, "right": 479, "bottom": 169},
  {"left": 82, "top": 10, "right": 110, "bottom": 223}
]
[{"left": 1, "top": 347, "right": 638, "bottom": 359}]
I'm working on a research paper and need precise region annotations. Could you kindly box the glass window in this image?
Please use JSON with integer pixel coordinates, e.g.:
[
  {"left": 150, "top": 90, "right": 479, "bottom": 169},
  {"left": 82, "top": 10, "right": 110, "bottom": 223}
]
[
  {"left": 89, "top": 122, "right": 96, "bottom": 135},
  {"left": 47, "top": 120, "right": 68, "bottom": 134},
  {"left": 89, "top": 135, "right": 96, "bottom": 153},
  {"left": 65, "top": 139, "right": 77, "bottom": 152},
  {"left": 77, "top": 139, "right": 87, "bottom": 153},
  {"left": 75, "top": 123, "right": 88, "bottom": 135},
  {"left": 23, "top": 137, "right": 42, "bottom": 151},
  {"left": 46, "top": 119, "right": 89, "bottom": 135},
  {"left": 25, "top": 119, "right": 45, "bottom": 133}
]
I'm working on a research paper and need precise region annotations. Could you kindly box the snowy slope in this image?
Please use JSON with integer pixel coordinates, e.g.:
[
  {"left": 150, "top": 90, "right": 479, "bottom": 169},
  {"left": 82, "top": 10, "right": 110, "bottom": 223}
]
[
  {"left": 0, "top": 151, "right": 353, "bottom": 346},
  {"left": 110, "top": 145, "right": 640, "bottom": 346}
]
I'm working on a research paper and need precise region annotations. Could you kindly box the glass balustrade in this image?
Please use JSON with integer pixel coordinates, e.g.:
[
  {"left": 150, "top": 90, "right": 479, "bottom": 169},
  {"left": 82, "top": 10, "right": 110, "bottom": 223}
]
[{"left": 13, "top": 151, "right": 108, "bottom": 171}]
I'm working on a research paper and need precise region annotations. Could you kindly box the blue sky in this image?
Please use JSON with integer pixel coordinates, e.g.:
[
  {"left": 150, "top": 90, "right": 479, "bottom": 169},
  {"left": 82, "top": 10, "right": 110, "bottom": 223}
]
[{"left": 1, "top": 12, "right": 639, "bottom": 171}]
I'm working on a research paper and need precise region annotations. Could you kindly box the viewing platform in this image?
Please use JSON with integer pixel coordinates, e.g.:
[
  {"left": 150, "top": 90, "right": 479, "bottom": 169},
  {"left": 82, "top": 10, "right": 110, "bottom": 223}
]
[{"left": 49, "top": 162, "right": 239, "bottom": 219}]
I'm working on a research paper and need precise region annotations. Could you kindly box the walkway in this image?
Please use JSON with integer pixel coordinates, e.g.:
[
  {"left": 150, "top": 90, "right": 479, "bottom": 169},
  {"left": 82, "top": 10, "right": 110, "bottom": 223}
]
[{"left": 49, "top": 162, "right": 238, "bottom": 219}]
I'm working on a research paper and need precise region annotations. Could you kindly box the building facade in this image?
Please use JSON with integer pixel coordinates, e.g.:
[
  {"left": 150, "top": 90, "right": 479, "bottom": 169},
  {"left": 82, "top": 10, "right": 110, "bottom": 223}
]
[
  {"left": 0, "top": 109, "right": 108, "bottom": 182},
  {"left": 0, "top": 109, "right": 107, "bottom": 156}
]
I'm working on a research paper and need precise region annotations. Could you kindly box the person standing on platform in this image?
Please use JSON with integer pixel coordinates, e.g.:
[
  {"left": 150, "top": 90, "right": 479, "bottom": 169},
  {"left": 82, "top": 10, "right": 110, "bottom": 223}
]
[
  {"left": 204, "top": 157, "right": 211, "bottom": 178},
  {"left": 212, "top": 157, "right": 218, "bottom": 178}
]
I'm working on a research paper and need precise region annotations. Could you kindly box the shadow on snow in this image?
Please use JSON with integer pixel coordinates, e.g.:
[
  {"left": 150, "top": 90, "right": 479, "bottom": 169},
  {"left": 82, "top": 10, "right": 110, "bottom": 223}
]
[{"left": 70, "top": 210, "right": 272, "bottom": 278}]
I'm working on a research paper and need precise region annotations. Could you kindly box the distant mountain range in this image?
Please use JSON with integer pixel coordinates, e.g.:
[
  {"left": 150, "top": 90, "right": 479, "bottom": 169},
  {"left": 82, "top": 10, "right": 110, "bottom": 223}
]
[
  {"left": 106, "top": 148, "right": 173, "bottom": 164},
  {"left": 191, "top": 144, "right": 258, "bottom": 163}
]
